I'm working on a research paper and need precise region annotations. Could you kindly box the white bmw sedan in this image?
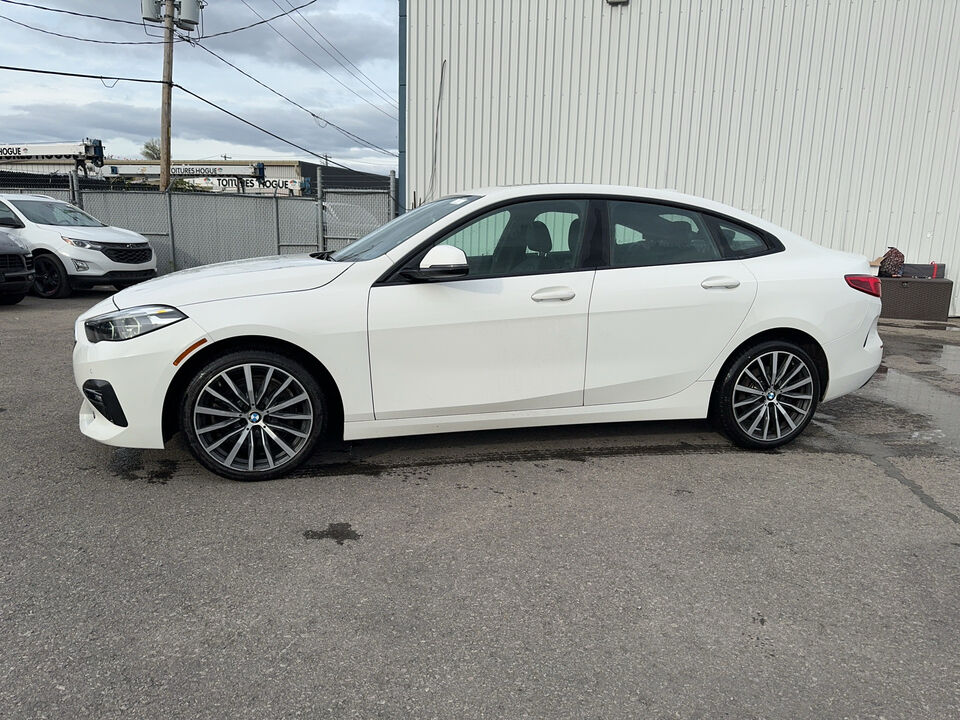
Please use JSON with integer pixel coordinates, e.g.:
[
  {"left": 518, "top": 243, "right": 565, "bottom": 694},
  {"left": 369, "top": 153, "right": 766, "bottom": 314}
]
[{"left": 73, "top": 185, "right": 882, "bottom": 480}]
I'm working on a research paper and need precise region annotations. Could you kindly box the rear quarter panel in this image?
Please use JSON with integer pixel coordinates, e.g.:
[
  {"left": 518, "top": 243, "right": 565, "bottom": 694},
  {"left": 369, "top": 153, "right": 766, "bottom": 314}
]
[{"left": 698, "top": 241, "right": 879, "bottom": 383}]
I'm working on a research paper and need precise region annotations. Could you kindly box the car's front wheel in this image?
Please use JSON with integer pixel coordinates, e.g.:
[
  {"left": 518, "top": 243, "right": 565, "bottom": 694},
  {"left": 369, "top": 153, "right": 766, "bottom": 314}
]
[
  {"left": 32, "top": 254, "right": 73, "bottom": 298},
  {"left": 715, "top": 340, "right": 821, "bottom": 449},
  {"left": 180, "top": 350, "right": 327, "bottom": 481}
]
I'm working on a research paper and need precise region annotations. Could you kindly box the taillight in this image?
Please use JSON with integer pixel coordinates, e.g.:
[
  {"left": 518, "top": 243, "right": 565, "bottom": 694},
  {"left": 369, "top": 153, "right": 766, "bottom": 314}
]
[{"left": 845, "top": 275, "right": 881, "bottom": 297}]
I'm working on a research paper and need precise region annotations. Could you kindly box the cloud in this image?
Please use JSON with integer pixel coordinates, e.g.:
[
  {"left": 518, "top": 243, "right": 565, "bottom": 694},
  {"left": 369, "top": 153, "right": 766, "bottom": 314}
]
[
  {"left": 0, "top": 98, "right": 397, "bottom": 159},
  {"left": 0, "top": 0, "right": 398, "bottom": 169}
]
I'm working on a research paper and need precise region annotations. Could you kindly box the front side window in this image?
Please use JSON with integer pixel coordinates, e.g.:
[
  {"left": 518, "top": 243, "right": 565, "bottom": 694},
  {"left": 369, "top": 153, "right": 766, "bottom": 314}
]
[
  {"left": 607, "top": 201, "right": 721, "bottom": 267},
  {"left": 0, "top": 202, "right": 21, "bottom": 226},
  {"left": 433, "top": 198, "right": 589, "bottom": 278},
  {"left": 9, "top": 200, "right": 104, "bottom": 227}
]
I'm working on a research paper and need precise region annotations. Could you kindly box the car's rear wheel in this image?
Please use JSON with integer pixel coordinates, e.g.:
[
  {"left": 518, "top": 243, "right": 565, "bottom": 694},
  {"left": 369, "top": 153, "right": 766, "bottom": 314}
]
[
  {"left": 0, "top": 293, "right": 26, "bottom": 305},
  {"left": 180, "top": 350, "right": 327, "bottom": 481},
  {"left": 33, "top": 254, "right": 72, "bottom": 298},
  {"left": 715, "top": 340, "right": 820, "bottom": 449}
]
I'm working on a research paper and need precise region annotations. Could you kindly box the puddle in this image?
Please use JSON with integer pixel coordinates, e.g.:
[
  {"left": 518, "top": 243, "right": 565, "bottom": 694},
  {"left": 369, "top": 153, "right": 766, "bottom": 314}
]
[
  {"left": 304, "top": 523, "right": 362, "bottom": 545},
  {"left": 857, "top": 368, "right": 960, "bottom": 453},
  {"left": 940, "top": 344, "right": 960, "bottom": 374}
]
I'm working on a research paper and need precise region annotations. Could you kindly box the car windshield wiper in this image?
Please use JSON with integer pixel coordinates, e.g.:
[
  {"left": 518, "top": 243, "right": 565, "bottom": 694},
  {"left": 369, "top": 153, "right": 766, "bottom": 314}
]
[{"left": 310, "top": 251, "right": 337, "bottom": 261}]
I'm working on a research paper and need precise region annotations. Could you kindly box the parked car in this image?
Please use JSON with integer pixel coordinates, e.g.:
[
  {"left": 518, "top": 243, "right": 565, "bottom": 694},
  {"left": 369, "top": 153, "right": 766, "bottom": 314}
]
[
  {"left": 73, "top": 185, "right": 883, "bottom": 481},
  {"left": 0, "top": 194, "right": 157, "bottom": 298},
  {"left": 0, "top": 228, "right": 34, "bottom": 305}
]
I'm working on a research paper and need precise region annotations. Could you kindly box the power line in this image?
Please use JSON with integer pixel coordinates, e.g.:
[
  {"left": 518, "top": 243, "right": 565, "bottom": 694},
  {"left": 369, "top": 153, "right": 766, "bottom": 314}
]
[
  {"left": 0, "top": 0, "right": 144, "bottom": 26},
  {"left": 272, "top": 0, "right": 397, "bottom": 108},
  {"left": 0, "top": 0, "right": 321, "bottom": 41},
  {"left": 0, "top": 11, "right": 179, "bottom": 43},
  {"left": 0, "top": 64, "right": 373, "bottom": 173},
  {"left": 185, "top": 39, "right": 397, "bottom": 157},
  {"left": 282, "top": 0, "right": 397, "bottom": 103},
  {"left": 236, "top": 0, "right": 397, "bottom": 122},
  {"left": 198, "top": 0, "right": 320, "bottom": 40}
]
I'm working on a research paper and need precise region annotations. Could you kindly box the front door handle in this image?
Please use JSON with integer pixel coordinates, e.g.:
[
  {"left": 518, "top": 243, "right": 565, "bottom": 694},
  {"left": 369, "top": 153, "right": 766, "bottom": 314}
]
[
  {"left": 531, "top": 286, "right": 576, "bottom": 302},
  {"left": 701, "top": 276, "right": 741, "bottom": 290}
]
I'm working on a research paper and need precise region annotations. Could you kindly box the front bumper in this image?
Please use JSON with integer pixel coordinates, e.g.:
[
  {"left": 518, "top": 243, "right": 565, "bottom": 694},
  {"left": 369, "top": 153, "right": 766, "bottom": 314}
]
[
  {"left": 73, "top": 314, "right": 208, "bottom": 448},
  {"left": 0, "top": 269, "right": 35, "bottom": 294},
  {"left": 60, "top": 244, "right": 157, "bottom": 287},
  {"left": 70, "top": 269, "right": 157, "bottom": 289}
]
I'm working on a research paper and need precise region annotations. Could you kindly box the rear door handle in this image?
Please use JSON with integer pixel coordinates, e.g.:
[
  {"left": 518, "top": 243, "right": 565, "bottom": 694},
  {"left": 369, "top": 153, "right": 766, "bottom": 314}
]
[
  {"left": 531, "top": 286, "right": 576, "bottom": 302},
  {"left": 701, "top": 276, "right": 741, "bottom": 290}
]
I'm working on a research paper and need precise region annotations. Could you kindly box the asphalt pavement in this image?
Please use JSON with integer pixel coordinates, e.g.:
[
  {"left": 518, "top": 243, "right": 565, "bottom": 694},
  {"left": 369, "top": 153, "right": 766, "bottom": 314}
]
[{"left": 2, "top": 291, "right": 959, "bottom": 719}]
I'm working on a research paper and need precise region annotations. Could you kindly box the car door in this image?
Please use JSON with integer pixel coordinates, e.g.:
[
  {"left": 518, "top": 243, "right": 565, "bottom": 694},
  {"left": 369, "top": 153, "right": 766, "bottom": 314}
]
[
  {"left": 367, "top": 198, "right": 597, "bottom": 420},
  {"left": 584, "top": 199, "right": 758, "bottom": 405}
]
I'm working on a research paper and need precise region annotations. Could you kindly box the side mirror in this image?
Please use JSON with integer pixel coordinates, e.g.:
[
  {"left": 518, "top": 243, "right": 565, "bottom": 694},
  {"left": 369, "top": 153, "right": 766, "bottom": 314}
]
[
  {"left": 400, "top": 245, "right": 469, "bottom": 282},
  {"left": 0, "top": 216, "right": 24, "bottom": 229}
]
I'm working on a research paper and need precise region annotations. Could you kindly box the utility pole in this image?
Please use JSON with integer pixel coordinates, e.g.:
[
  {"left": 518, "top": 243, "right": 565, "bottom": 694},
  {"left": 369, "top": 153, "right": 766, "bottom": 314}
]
[{"left": 159, "top": 0, "right": 175, "bottom": 191}]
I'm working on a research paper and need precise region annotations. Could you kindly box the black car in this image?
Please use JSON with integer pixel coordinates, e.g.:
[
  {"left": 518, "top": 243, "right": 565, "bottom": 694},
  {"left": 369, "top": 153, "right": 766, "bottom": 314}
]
[{"left": 0, "top": 229, "right": 35, "bottom": 305}]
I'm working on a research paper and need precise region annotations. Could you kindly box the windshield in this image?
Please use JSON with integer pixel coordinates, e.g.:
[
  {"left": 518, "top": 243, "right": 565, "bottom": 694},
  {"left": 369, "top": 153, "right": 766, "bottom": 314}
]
[
  {"left": 10, "top": 199, "right": 105, "bottom": 227},
  {"left": 331, "top": 195, "right": 478, "bottom": 262}
]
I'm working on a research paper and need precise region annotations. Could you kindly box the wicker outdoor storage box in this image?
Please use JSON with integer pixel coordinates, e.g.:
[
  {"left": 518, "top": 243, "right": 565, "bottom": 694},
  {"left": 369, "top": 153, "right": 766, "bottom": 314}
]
[{"left": 879, "top": 278, "right": 953, "bottom": 321}]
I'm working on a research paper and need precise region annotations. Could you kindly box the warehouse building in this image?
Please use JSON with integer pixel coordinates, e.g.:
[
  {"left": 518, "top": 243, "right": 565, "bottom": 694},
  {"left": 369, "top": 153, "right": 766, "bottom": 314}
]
[
  {"left": 400, "top": 0, "right": 959, "bottom": 314},
  {"left": 0, "top": 157, "right": 389, "bottom": 195}
]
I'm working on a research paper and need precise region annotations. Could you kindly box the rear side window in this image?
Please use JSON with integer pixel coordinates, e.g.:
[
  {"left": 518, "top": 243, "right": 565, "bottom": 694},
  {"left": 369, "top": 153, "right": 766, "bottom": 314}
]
[
  {"left": 710, "top": 219, "right": 770, "bottom": 258},
  {"left": 607, "top": 201, "right": 722, "bottom": 267}
]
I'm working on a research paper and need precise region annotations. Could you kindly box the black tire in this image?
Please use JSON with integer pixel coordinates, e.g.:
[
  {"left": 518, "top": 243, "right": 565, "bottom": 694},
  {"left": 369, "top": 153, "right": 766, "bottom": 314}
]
[
  {"left": 32, "top": 254, "right": 73, "bottom": 298},
  {"left": 0, "top": 293, "right": 26, "bottom": 305},
  {"left": 714, "top": 340, "right": 821, "bottom": 450},
  {"left": 180, "top": 349, "right": 327, "bottom": 481}
]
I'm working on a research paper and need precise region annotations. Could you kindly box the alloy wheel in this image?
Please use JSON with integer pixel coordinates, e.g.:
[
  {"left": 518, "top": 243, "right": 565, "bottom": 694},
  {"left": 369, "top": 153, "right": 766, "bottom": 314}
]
[
  {"left": 731, "top": 350, "right": 814, "bottom": 442},
  {"left": 192, "top": 362, "right": 315, "bottom": 472},
  {"left": 33, "top": 256, "right": 63, "bottom": 297}
]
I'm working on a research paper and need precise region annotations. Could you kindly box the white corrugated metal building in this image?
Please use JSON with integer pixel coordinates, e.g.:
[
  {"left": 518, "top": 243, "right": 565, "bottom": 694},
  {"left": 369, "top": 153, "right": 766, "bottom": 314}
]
[{"left": 400, "top": 0, "right": 960, "bottom": 314}]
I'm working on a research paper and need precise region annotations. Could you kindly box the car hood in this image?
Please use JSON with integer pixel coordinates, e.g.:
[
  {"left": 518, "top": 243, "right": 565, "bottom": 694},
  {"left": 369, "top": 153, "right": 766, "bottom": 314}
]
[
  {"left": 111, "top": 255, "right": 352, "bottom": 309},
  {"left": 40, "top": 224, "right": 148, "bottom": 244}
]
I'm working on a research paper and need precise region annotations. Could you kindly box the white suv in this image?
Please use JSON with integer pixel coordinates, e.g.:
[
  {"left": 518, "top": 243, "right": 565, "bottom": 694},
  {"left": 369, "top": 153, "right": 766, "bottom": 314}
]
[{"left": 0, "top": 194, "right": 157, "bottom": 298}]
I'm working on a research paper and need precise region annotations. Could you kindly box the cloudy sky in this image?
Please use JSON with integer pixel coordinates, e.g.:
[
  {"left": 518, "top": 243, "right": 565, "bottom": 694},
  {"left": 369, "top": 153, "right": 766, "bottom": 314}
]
[{"left": 0, "top": 0, "right": 399, "bottom": 172}]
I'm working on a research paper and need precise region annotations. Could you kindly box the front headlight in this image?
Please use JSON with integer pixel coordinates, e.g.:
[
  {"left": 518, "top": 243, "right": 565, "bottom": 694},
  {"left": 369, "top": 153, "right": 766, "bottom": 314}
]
[
  {"left": 84, "top": 305, "right": 186, "bottom": 343},
  {"left": 63, "top": 235, "right": 103, "bottom": 251}
]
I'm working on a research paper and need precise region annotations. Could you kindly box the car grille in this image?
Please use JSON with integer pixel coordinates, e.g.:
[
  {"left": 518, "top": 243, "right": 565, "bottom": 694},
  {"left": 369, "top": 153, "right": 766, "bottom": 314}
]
[
  {"left": 0, "top": 253, "right": 28, "bottom": 271},
  {"left": 101, "top": 244, "right": 153, "bottom": 264}
]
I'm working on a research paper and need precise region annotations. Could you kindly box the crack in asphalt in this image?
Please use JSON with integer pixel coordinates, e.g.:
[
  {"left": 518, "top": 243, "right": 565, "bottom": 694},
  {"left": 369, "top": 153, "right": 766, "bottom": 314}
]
[{"left": 812, "top": 419, "right": 960, "bottom": 527}]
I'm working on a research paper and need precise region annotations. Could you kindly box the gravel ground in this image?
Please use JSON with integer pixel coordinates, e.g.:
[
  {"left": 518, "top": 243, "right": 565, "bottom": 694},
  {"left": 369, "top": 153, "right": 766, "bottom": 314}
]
[{"left": 2, "top": 292, "right": 959, "bottom": 719}]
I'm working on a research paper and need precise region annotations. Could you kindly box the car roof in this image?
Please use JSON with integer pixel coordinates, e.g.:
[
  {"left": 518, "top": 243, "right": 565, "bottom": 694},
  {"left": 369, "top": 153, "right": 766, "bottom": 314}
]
[
  {"left": 0, "top": 193, "right": 65, "bottom": 202},
  {"left": 460, "top": 183, "right": 794, "bottom": 241}
]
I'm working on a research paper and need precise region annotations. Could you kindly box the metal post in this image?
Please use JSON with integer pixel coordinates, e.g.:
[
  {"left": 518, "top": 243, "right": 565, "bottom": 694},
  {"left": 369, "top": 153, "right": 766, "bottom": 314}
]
[
  {"left": 167, "top": 191, "right": 177, "bottom": 271},
  {"left": 159, "top": 0, "right": 175, "bottom": 191},
  {"left": 274, "top": 196, "right": 281, "bottom": 255},
  {"left": 69, "top": 170, "right": 82, "bottom": 208},
  {"left": 316, "top": 165, "right": 325, "bottom": 252},
  {"left": 389, "top": 170, "right": 397, "bottom": 218}
]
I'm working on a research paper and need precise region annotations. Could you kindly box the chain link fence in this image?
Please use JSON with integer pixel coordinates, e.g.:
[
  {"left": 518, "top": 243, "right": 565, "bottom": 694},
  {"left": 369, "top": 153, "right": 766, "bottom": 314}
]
[
  {"left": 322, "top": 189, "right": 394, "bottom": 252},
  {"left": 4, "top": 187, "right": 394, "bottom": 274},
  {"left": 82, "top": 191, "right": 174, "bottom": 272}
]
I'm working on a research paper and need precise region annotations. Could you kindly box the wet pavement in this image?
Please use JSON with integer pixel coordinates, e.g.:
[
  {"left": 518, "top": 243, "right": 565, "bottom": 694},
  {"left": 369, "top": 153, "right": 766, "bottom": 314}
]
[{"left": 2, "top": 294, "right": 959, "bottom": 718}]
